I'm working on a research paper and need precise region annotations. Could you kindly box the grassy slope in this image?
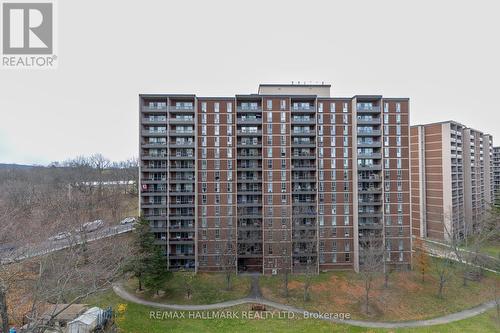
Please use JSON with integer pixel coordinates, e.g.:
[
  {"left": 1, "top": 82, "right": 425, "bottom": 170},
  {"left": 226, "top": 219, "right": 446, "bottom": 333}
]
[
  {"left": 87, "top": 290, "right": 500, "bottom": 333},
  {"left": 123, "top": 272, "right": 251, "bottom": 305},
  {"left": 259, "top": 265, "right": 499, "bottom": 321}
]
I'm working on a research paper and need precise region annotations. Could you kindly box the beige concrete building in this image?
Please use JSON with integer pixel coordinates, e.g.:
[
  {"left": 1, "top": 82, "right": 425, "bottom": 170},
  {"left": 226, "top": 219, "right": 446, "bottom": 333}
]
[{"left": 411, "top": 121, "right": 494, "bottom": 241}]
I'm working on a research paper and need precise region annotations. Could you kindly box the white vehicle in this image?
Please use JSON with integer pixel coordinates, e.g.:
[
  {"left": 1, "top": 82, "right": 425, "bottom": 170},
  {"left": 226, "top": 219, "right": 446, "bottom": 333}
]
[
  {"left": 78, "top": 220, "right": 104, "bottom": 233},
  {"left": 120, "top": 217, "right": 137, "bottom": 225},
  {"left": 49, "top": 232, "right": 71, "bottom": 241}
]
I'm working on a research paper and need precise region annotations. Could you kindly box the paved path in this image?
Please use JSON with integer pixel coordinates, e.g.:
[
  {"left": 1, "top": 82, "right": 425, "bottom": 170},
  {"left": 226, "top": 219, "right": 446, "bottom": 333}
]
[{"left": 112, "top": 283, "right": 498, "bottom": 329}]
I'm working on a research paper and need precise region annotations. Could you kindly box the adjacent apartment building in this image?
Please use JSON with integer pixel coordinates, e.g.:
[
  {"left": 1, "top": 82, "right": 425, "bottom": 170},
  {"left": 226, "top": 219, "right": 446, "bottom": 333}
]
[
  {"left": 139, "top": 83, "right": 411, "bottom": 274},
  {"left": 411, "top": 121, "right": 494, "bottom": 241},
  {"left": 493, "top": 146, "right": 500, "bottom": 204}
]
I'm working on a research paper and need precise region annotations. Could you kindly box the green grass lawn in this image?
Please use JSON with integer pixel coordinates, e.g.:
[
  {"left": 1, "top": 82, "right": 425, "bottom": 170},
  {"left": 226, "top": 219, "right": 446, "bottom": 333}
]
[
  {"left": 123, "top": 272, "right": 251, "bottom": 305},
  {"left": 85, "top": 289, "right": 500, "bottom": 333},
  {"left": 259, "top": 261, "right": 499, "bottom": 321},
  {"left": 480, "top": 243, "right": 500, "bottom": 258}
]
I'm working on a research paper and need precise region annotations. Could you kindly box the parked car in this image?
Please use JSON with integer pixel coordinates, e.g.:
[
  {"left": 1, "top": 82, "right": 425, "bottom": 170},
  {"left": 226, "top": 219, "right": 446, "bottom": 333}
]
[
  {"left": 49, "top": 232, "right": 71, "bottom": 241},
  {"left": 120, "top": 217, "right": 137, "bottom": 225},
  {"left": 77, "top": 220, "right": 104, "bottom": 233},
  {"left": 0, "top": 243, "right": 16, "bottom": 254}
]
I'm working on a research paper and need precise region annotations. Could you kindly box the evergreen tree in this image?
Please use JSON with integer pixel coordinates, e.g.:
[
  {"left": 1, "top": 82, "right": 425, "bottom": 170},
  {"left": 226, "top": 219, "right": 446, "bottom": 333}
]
[{"left": 124, "top": 218, "right": 164, "bottom": 291}]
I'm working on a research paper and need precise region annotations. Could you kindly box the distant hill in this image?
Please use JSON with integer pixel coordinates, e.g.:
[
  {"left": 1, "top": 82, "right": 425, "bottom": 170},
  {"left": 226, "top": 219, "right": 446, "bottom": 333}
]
[{"left": 0, "top": 163, "right": 39, "bottom": 170}]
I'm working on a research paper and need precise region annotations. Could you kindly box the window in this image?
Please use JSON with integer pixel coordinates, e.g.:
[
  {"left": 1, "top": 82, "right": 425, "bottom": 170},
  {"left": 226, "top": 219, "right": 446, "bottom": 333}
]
[
  {"left": 267, "top": 100, "right": 273, "bottom": 110},
  {"left": 227, "top": 102, "right": 232, "bottom": 113},
  {"left": 201, "top": 102, "right": 207, "bottom": 113},
  {"left": 280, "top": 99, "right": 286, "bottom": 110},
  {"left": 267, "top": 111, "right": 273, "bottom": 123},
  {"left": 281, "top": 111, "right": 286, "bottom": 123},
  {"left": 214, "top": 102, "right": 219, "bottom": 113}
]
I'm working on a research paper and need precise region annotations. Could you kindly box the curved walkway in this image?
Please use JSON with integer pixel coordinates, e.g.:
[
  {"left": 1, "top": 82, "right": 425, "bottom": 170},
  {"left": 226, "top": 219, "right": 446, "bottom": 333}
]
[{"left": 113, "top": 284, "right": 497, "bottom": 329}]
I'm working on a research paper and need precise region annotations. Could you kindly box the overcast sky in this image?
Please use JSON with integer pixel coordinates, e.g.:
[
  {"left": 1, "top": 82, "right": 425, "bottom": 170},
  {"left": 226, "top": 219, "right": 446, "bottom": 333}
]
[{"left": 1, "top": 0, "right": 499, "bottom": 164}]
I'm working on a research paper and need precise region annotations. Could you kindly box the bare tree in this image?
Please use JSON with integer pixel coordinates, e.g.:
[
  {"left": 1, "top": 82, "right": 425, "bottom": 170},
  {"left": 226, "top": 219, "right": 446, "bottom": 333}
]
[
  {"left": 282, "top": 253, "right": 290, "bottom": 298},
  {"left": 359, "top": 233, "right": 385, "bottom": 314},
  {"left": 433, "top": 256, "right": 452, "bottom": 299},
  {"left": 221, "top": 223, "right": 236, "bottom": 291},
  {"left": 0, "top": 157, "right": 137, "bottom": 331}
]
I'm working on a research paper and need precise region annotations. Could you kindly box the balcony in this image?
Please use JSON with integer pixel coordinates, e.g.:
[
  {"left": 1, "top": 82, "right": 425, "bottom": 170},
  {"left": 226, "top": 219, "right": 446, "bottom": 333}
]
[
  {"left": 292, "top": 130, "right": 315, "bottom": 137},
  {"left": 357, "top": 129, "right": 382, "bottom": 136},
  {"left": 142, "top": 154, "right": 167, "bottom": 160},
  {"left": 141, "top": 130, "right": 167, "bottom": 137},
  {"left": 169, "top": 117, "right": 194, "bottom": 124},
  {"left": 293, "top": 186, "right": 316, "bottom": 194},
  {"left": 358, "top": 175, "right": 382, "bottom": 183},
  {"left": 358, "top": 223, "right": 383, "bottom": 230},
  {"left": 169, "top": 142, "right": 195, "bottom": 148},
  {"left": 291, "top": 117, "right": 315, "bottom": 124},
  {"left": 141, "top": 188, "right": 167, "bottom": 196},
  {"left": 292, "top": 164, "right": 316, "bottom": 171},
  {"left": 237, "top": 106, "right": 262, "bottom": 112},
  {"left": 141, "top": 143, "right": 167, "bottom": 149},
  {"left": 141, "top": 166, "right": 167, "bottom": 172},
  {"left": 237, "top": 142, "right": 262, "bottom": 148},
  {"left": 170, "top": 165, "right": 195, "bottom": 171},
  {"left": 357, "top": 152, "right": 382, "bottom": 159},
  {"left": 292, "top": 141, "right": 316, "bottom": 147},
  {"left": 169, "top": 189, "right": 195, "bottom": 196},
  {"left": 142, "top": 117, "right": 167, "bottom": 124},
  {"left": 237, "top": 129, "right": 262, "bottom": 136},
  {"left": 292, "top": 105, "right": 315, "bottom": 113},
  {"left": 237, "top": 117, "right": 262, "bottom": 124},
  {"left": 142, "top": 105, "right": 167, "bottom": 112},
  {"left": 358, "top": 187, "right": 382, "bottom": 193},
  {"left": 358, "top": 211, "right": 382, "bottom": 218},
  {"left": 358, "top": 164, "right": 382, "bottom": 171},
  {"left": 237, "top": 177, "right": 262, "bottom": 183},
  {"left": 169, "top": 223, "right": 195, "bottom": 231},
  {"left": 293, "top": 153, "right": 316, "bottom": 159},
  {"left": 357, "top": 105, "right": 381, "bottom": 113},
  {"left": 169, "top": 105, "right": 194, "bottom": 113},
  {"left": 357, "top": 141, "right": 382, "bottom": 148},
  {"left": 357, "top": 117, "right": 381, "bottom": 125},
  {"left": 142, "top": 202, "right": 167, "bottom": 208},
  {"left": 169, "top": 130, "right": 194, "bottom": 136}
]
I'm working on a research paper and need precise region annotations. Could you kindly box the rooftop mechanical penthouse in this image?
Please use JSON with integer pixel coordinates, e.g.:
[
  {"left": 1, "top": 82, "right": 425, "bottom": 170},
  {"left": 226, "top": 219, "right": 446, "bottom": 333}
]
[{"left": 139, "top": 84, "right": 411, "bottom": 274}]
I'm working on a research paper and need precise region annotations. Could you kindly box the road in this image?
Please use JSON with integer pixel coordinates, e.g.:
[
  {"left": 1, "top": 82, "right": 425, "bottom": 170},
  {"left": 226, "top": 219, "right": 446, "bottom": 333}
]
[{"left": 0, "top": 224, "right": 135, "bottom": 265}]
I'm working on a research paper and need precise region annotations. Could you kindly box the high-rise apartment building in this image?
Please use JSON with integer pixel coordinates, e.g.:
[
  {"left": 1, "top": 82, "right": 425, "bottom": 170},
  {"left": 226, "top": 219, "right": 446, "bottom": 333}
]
[
  {"left": 139, "top": 84, "right": 411, "bottom": 274},
  {"left": 411, "top": 121, "right": 494, "bottom": 241}
]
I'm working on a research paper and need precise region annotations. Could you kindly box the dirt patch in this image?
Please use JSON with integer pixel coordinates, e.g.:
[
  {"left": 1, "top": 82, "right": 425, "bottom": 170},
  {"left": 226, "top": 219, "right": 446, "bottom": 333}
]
[{"left": 287, "top": 280, "right": 303, "bottom": 290}]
